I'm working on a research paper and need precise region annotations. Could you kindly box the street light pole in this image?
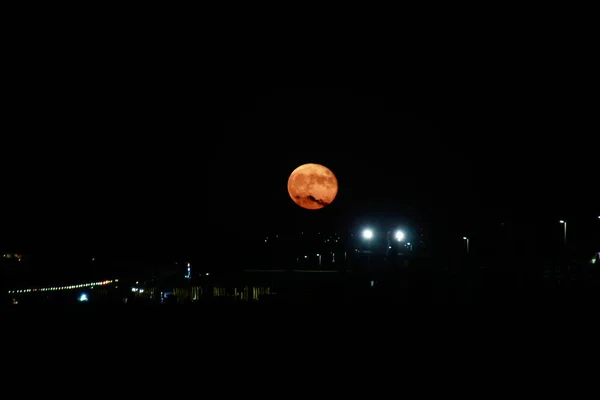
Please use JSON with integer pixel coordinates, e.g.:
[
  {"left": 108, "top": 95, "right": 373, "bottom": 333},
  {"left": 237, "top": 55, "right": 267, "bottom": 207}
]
[
  {"left": 463, "top": 237, "right": 469, "bottom": 254},
  {"left": 559, "top": 220, "right": 567, "bottom": 245},
  {"left": 362, "top": 229, "right": 373, "bottom": 266}
]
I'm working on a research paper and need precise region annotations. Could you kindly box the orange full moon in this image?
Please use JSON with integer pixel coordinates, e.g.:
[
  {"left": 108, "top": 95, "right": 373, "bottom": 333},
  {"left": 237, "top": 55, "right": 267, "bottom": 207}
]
[{"left": 288, "top": 163, "right": 338, "bottom": 210}]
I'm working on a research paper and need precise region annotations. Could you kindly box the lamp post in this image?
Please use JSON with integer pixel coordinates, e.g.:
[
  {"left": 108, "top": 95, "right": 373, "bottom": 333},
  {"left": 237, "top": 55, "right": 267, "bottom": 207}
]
[
  {"left": 393, "top": 230, "right": 406, "bottom": 260},
  {"left": 362, "top": 228, "right": 373, "bottom": 265},
  {"left": 463, "top": 237, "right": 469, "bottom": 254},
  {"left": 559, "top": 220, "right": 567, "bottom": 245}
]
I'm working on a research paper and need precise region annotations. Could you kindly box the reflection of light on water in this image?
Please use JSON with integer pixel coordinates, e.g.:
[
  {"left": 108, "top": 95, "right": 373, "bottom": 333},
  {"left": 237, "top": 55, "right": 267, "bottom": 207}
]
[
  {"left": 170, "top": 286, "right": 273, "bottom": 303},
  {"left": 211, "top": 286, "right": 273, "bottom": 301}
]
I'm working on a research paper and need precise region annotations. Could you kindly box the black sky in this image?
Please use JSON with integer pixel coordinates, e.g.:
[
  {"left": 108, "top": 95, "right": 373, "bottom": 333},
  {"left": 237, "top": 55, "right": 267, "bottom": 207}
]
[
  {"left": 209, "top": 87, "right": 597, "bottom": 255},
  {"left": 2, "top": 71, "right": 598, "bottom": 260}
]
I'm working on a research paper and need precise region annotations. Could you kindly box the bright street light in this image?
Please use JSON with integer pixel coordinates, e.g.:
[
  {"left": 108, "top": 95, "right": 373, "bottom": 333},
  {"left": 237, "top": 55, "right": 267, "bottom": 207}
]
[
  {"left": 362, "top": 228, "right": 374, "bottom": 266},
  {"left": 394, "top": 230, "right": 405, "bottom": 242},
  {"left": 463, "top": 237, "right": 469, "bottom": 254}
]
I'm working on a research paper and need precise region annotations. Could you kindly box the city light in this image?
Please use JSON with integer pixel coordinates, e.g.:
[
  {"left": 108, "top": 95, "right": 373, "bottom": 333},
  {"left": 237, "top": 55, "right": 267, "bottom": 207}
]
[
  {"left": 559, "top": 220, "right": 565, "bottom": 224},
  {"left": 7, "top": 280, "right": 116, "bottom": 295},
  {"left": 78, "top": 293, "right": 88, "bottom": 302},
  {"left": 395, "top": 230, "right": 405, "bottom": 242},
  {"left": 362, "top": 229, "right": 373, "bottom": 239}
]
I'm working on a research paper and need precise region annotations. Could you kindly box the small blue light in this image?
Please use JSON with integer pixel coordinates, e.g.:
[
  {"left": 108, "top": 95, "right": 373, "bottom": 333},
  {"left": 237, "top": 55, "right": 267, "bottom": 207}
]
[{"left": 79, "top": 293, "right": 88, "bottom": 302}]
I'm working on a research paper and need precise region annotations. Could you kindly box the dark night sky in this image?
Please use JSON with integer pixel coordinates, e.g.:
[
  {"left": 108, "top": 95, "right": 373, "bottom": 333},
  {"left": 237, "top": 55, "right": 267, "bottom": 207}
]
[
  {"left": 209, "top": 87, "right": 598, "bottom": 256},
  {"left": 2, "top": 67, "right": 598, "bottom": 261}
]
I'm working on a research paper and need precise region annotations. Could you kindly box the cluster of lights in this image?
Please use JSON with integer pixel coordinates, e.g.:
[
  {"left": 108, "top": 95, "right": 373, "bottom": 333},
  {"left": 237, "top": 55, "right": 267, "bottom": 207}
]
[
  {"left": 264, "top": 235, "right": 280, "bottom": 243},
  {"left": 266, "top": 233, "right": 340, "bottom": 243},
  {"left": 8, "top": 279, "right": 117, "bottom": 295},
  {"left": 361, "top": 228, "right": 405, "bottom": 242},
  {"left": 322, "top": 233, "right": 340, "bottom": 243}
]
